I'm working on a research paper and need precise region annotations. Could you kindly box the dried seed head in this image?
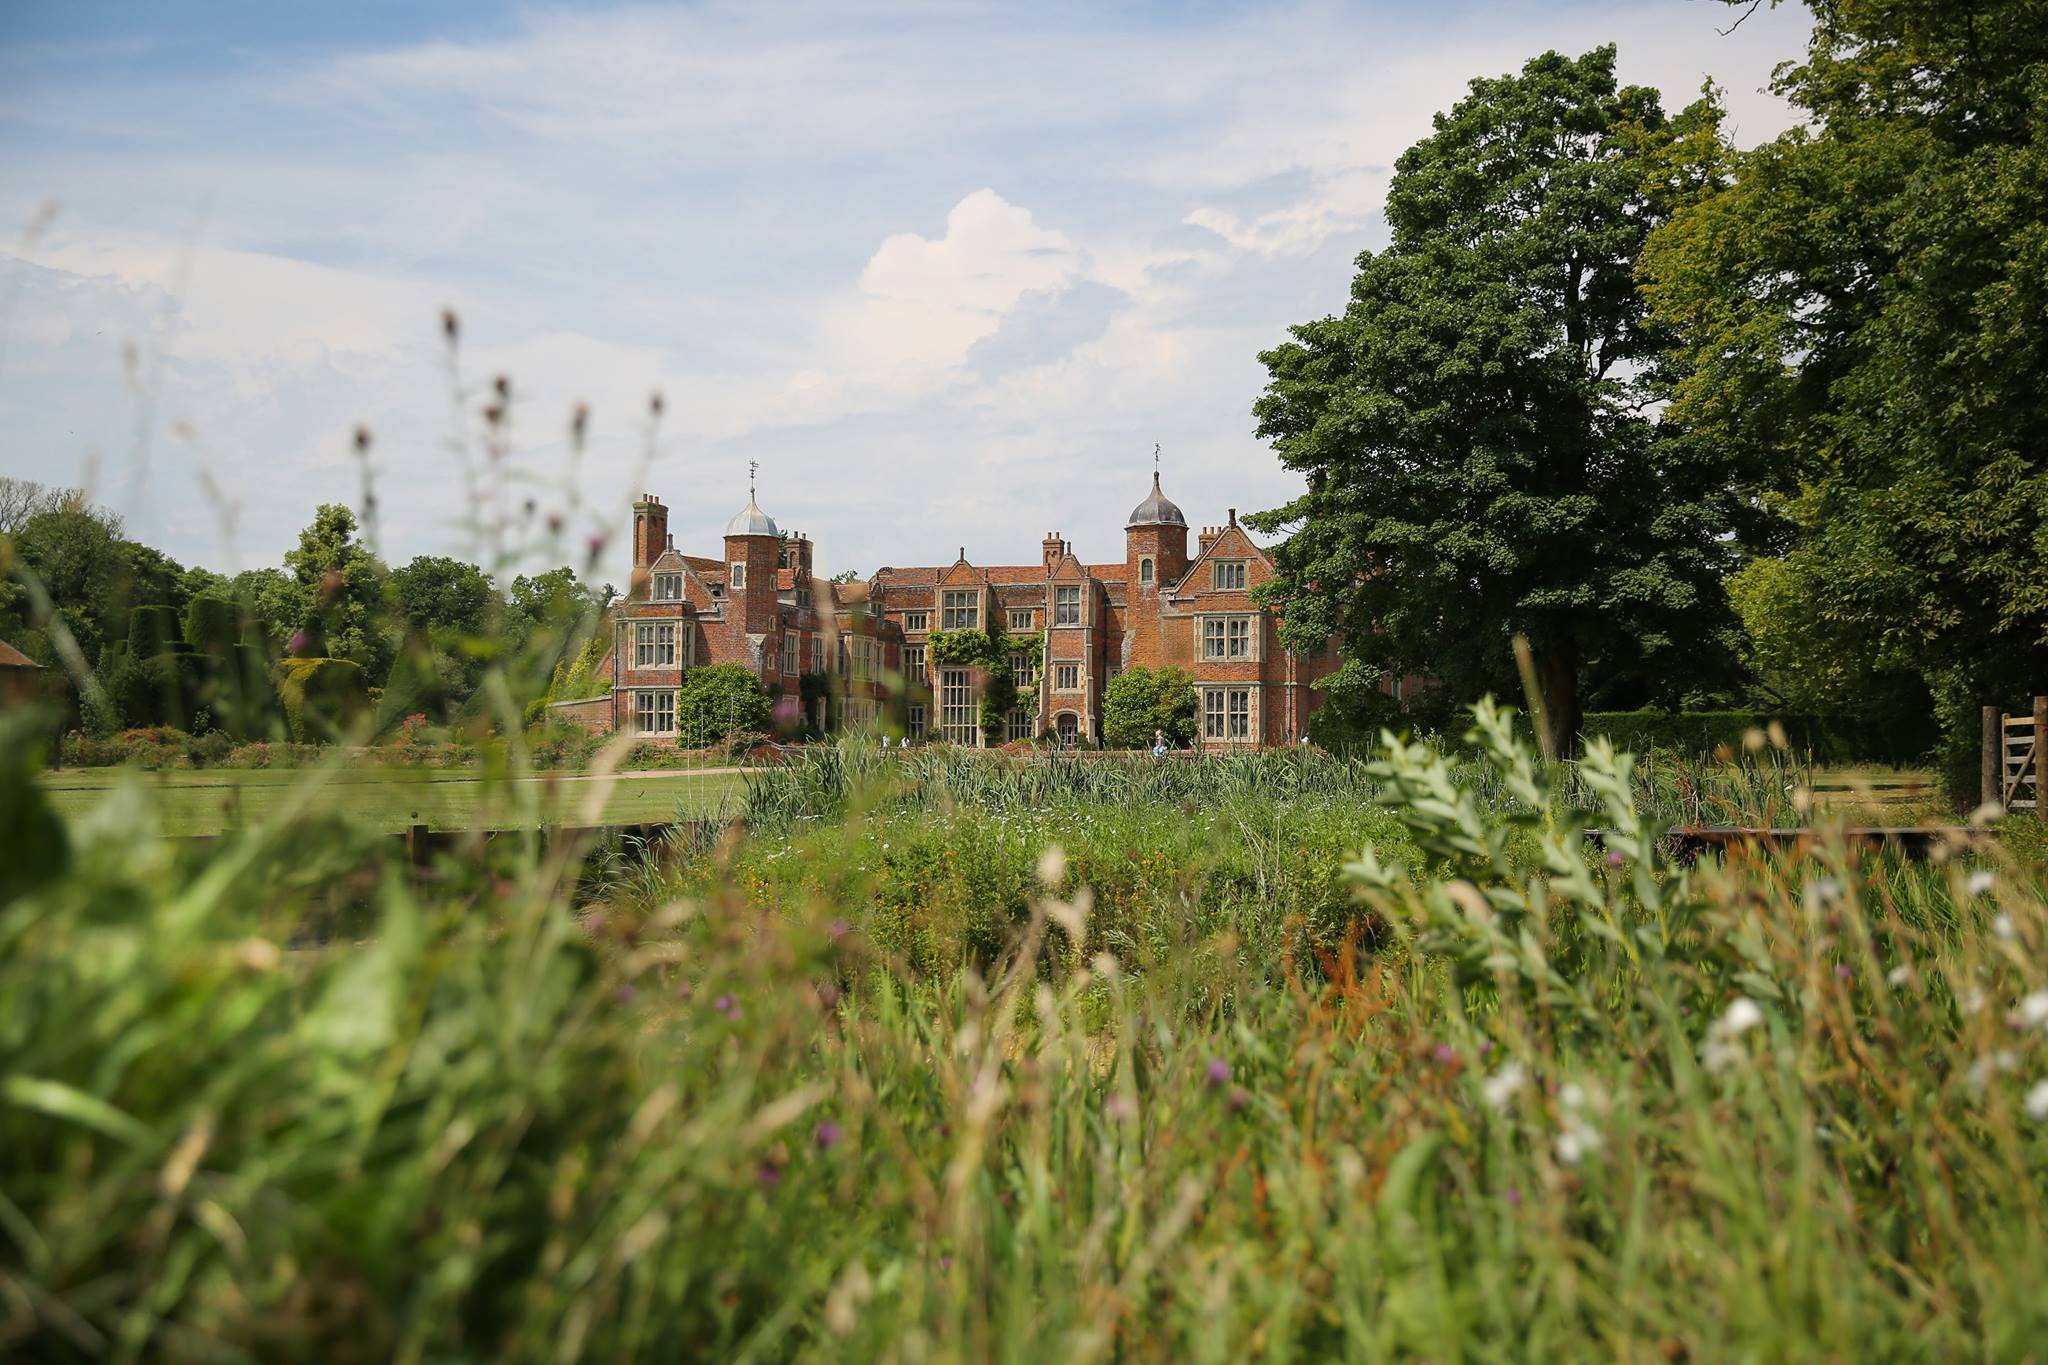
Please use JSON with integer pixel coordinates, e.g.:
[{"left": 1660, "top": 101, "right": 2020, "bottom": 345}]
[
  {"left": 353, "top": 424, "right": 372, "bottom": 452},
  {"left": 440, "top": 307, "right": 459, "bottom": 342},
  {"left": 649, "top": 390, "right": 665, "bottom": 417}
]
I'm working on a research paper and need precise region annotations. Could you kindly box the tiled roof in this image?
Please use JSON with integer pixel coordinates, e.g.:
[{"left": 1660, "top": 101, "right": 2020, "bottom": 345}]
[
  {"left": 0, "top": 639, "right": 39, "bottom": 669},
  {"left": 682, "top": 556, "right": 724, "bottom": 577},
  {"left": 873, "top": 567, "right": 940, "bottom": 586}
]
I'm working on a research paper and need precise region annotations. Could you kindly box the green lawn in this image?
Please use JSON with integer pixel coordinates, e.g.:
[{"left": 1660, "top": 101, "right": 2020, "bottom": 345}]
[{"left": 38, "top": 766, "right": 748, "bottom": 837}]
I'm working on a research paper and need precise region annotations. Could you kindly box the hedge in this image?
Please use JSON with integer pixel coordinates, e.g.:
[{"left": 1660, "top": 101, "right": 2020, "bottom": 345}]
[
  {"left": 1577, "top": 710, "right": 1934, "bottom": 765},
  {"left": 273, "top": 657, "right": 371, "bottom": 743}
]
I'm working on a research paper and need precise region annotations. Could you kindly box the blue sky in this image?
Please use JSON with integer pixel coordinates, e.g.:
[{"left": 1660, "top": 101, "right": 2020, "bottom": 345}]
[{"left": 0, "top": 0, "right": 1811, "bottom": 586}]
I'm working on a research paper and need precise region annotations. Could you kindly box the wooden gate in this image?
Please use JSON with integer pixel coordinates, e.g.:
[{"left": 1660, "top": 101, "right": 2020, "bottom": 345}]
[{"left": 1982, "top": 697, "right": 2046, "bottom": 813}]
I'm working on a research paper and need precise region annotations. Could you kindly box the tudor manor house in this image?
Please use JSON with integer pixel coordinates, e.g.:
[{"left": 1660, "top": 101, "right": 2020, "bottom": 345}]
[{"left": 553, "top": 471, "right": 1354, "bottom": 749}]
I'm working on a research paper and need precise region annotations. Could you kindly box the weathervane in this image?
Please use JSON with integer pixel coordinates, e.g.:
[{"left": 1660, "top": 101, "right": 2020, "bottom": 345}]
[
  {"left": 1153, "top": 442, "right": 1161, "bottom": 477},
  {"left": 749, "top": 459, "right": 759, "bottom": 501}
]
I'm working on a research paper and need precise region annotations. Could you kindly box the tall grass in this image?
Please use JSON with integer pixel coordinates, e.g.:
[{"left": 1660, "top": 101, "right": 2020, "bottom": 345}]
[{"left": 4, "top": 703, "right": 2046, "bottom": 1359}]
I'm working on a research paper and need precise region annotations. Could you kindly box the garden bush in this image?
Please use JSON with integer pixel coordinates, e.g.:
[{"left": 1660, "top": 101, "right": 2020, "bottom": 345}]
[{"left": 273, "top": 656, "right": 370, "bottom": 743}]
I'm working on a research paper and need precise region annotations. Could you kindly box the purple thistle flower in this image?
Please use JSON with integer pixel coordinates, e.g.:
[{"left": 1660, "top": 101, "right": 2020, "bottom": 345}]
[
  {"left": 287, "top": 631, "right": 310, "bottom": 656},
  {"left": 1606, "top": 849, "right": 1625, "bottom": 868},
  {"left": 1206, "top": 1058, "right": 1231, "bottom": 1087},
  {"left": 715, "top": 993, "right": 739, "bottom": 1019},
  {"left": 829, "top": 917, "right": 851, "bottom": 939},
  {"left": 1227, "top": 1086, "right": 1250, "bottom": 1112},
  {"left": 757, "top": 1160, "right": 782, "bottom": 1190},
  {"left": 1433, "top": 1043, "right": 1457, "bottom": 1065},
  {"left": 1504, "top": 1186, "right": 1522, "bottom": 1207},
  {"left": 1835, "top": 963, "right": 1854, "bottom": 980},
  {"left": 815, "top": 1120, "right": 843, "bottom": 1150}
]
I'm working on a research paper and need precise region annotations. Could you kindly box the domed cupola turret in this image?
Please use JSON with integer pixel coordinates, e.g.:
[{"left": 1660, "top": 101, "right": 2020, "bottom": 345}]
[
  {"left": 1125, "top": 472, "right": 1186, "bottom": 529},
  {"left": 724, "top": 497, "right": 779, "bottom": 538}
]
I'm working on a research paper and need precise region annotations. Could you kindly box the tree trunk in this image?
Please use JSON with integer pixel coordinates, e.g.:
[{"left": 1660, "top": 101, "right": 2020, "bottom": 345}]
[{"left": 1533, "top": 635, "right": 1582, "bottom": 761}]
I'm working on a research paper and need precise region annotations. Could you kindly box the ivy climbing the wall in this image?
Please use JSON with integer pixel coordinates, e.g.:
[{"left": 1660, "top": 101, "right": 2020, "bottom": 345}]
[{"left": 928, "top": 623, "right": 1043, "bottom": 744}]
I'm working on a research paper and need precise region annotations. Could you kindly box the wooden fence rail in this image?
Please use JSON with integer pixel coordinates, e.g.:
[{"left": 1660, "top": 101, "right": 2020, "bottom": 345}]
[{"left": 1982, "top": 696, "right": 2046, "bottom": 813}]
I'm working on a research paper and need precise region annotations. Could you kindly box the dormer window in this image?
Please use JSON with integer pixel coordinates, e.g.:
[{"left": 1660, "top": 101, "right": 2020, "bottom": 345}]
[
  {"left": 730, "top": 562, "right": 747, "bottom": 590},
  {"left": 652, "top": 573, "right": 683, "bottom": 601},
  {"left": 1140, "top": 558, "right": 1154, "bottom": 586},
  {"left": 709, "top": 583, "right": 725, "bottom": 599},
  {"left": 1212, "top": 560, "right": 1247, "bottom": 591}
]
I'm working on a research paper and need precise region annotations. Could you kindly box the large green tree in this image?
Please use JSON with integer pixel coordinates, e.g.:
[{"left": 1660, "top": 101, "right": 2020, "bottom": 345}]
[
  {"left": 1641, "top": 0, "right": 2048, "bottom": 788},
  {"left": 281, "top": 504, "right": 391, "bottom": 678},
  {"left": 1101, "top": 666, "right": 1197, "bottom": 749},
  {"left": 1247, "top": 48, "right": 1759, "bottom": 756}
]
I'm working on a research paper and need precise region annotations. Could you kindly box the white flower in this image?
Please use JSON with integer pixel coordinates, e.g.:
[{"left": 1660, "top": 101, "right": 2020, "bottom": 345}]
[
  {"left": 1716, "top": 998, "right": 1764, "bottom": 1037},
  {"left": 1481, "top": 1062, "right": 1527, "bottom": 1110},
  {"left": 1966, "top": 869, "right": 1996, "bottom": 896},
  {"left": 1959, "top": 986, "right": 1988, "bottom": 1015},
  {"left": 2026, "top": 1080, "right": 2048, "bottom": 1122},
  {"left": 1993, "top": 913, "right": 2017, "bottom": 941},
  {"left": 1559, "top": 1082, "right": 1588, "bottom": 1112},
  {"left": 1887, "top": 964, "right": 1914, "bottom": 987},
  {"left": 1967, "top": 1050, "right": 2019, "bottom": 1091},
  {"left": 1805, "top": 877, "right": 1845, "bottom": 911},
  {"left": 1555, "top": 1122, "right": 1601, "bottom": 1166},
  {"left": 2016, "top": 991, "right": 2048, "bottom": 1032}
]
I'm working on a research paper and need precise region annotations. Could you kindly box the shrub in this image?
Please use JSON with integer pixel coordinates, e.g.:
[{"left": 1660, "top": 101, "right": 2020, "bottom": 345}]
[
  {"left": 182, "top": 592, "right": 239, "bottom": 656},
  {"left": 675, "top": 664, "right": 770, "bottom": 746},
  {"left": 1578, "top": 709, "right": 1932, "bottom": 765},
  {"left": 272, "top": 657, "right": 370, "bottom": 743},
  {"left": 1101, "top": 664, "right": 1197, "bottom": 749}
]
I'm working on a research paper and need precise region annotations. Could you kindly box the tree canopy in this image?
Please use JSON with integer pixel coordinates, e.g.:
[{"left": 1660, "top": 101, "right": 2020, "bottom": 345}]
[
  {"left": 1101, "top": 666, "right": 1197, "bottom": 749},
  {"left": 1641, "top": 0, "right": 2048, "bottom": 783},
  {"left": 1246, "top": 47, "right": 1759, "bottom": 755}
]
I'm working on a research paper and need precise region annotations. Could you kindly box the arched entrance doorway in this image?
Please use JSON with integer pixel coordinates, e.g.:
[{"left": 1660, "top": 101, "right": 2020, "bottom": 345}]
[{"left": 1054, "top": 711, "right": 1079, "bottom": 748}]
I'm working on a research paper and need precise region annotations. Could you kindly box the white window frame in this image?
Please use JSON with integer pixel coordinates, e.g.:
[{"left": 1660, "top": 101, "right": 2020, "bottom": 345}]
[
  {"left": 1201, "top": 686, "right": 1254, "bottom": 742},
  {"left": 652, "top": 573, "right": 683, "bottom": 602},
  {"left": 730, "top": 561, "right": 747, "bottom": 590},
  {"left": 1199, "top": 613, "right": 1258, "bottom": 662},
  {"left": 1212, "top": 560, "right": 1246, "bottom": 591},
  {"left": 1053, "top": 585, "right": 1081, "bottom": 626},
  {"left": 633, "top": 689, "right": 675, "bottom": 736},
  {"left": 634, "top": 622, "right": 676, "bottom": 668},
  {"left": 1009, "top": 650, "right": 1038, "bottom": 687},
  {"left": 902, "top": 644, "right": 925, "bottom": 677},
  {"left": 903, "top": 611, "right": 929, "bottom": 633},
  {"left": 907, "top": 703, "right": 927, "bottom": 740},
  {"left": 1007, "top": 608, "right": 1034, "bottom": 631},
  {"left": 1053, "top": 662, "right": 1080, "bottom": 693},
  {"left": 784, "top": 630, "right": 800, "bottom": 674},
  {"left": 942, "top": 590, "right": 979, "bottom": 631},
  {"left": 1004, "top": 709, "right": 1034, "bottom": 742},
  {"left": 939, "top": 668, "right": 978, "bottom": 745}
]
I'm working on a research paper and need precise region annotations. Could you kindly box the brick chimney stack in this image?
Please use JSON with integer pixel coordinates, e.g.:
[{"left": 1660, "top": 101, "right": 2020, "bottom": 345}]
[
  {"left": 632, "top": 493, "right": 668, "bottom": 571},
  {"left": 1197, "top": 525, "right": 1221, "bottom": 556},
  {"left": 1042, "top": 532, "right": 1066, "bottom": 570}
]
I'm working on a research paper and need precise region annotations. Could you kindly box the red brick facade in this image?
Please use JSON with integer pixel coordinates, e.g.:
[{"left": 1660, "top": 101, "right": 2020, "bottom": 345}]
[{"left": 585, "top": 477, "right": 1357, "bottom": 749}]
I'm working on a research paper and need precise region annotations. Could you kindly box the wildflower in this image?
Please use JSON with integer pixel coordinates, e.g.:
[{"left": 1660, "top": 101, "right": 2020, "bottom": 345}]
[
  {"left": 1558, "top": 1082, "right": 1588, "bottom": 1111},
  {"left": 1555, "top": 1123, "right": 1600, "bottom": 1166},
  {"left": 1967, "top": 1050, "right": 2019, "bottom": 1090},
  {"left": 814, "top": 1120, "right": 843, "bottom": 1151},
  {"left": 1967, "top": 869, "right": 1996, "bottom": 896},
  {"left": 1433, "top": 1043, "right": 1457, "bottom": 1065},
  {"left": 1834, "top": 963, "right": 1854, "bottom": 981},
  {"left": 1481, "top": 1062, "right": 1526, "bottom": 1110},
  {"left": 1227, "top": 1087, "right": 1251, "bottom": 1112},
  {"left": 714, "top": 993, "right": 740, "bottom": 1019},
  {"left": 2026, "top": 1080, "right": 2048, "bottom": 1121},
  {"left": 613, "top": 985, "right": 638, "bottom": 1004},
  {"left": 2015, "top": 991, "right": 2048, "bottom": 1032},
  {"left": 1887, "top": 963, "right": 1913, "bottom": 987},
  {"left": 757, "top": 1160, "right": 783, "bottom": 1189},
  {"left": 1703, "top": 997, "right": 1764, "bottom": 1073},
  {"left": 1960, "top": 986, "right": 1988, "bottom": 1014},
  {"left": 1104, "top": 1093, "right": 1134, "bottom": 1122},
  {"left": 287, "top": 631, "right": 310, "bottom": 656},
  {"left": 1606, "top": 849, "right": 1624, "bottom": 868},
  {"left": 1806, "top": 877, "right": 1844, "bottom": 909},
  {"left": 1206, "top": 1058, "right": 1232, "bottom": 1087},
  {"left": 829, "top": 917, "right": 850, "bottom": 939},
  {"left": 1503, "top": 1186, "right": 1522, "bottom": 1207},
  {"left": 1992, "top": 913, "right": 2017, "bottom": 941}
]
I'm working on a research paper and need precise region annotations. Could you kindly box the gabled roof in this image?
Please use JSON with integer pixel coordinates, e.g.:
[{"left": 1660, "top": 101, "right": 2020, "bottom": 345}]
[
  {"left": 1168, "top": 521, "right": 1271, "bottom": 597},
  {"left": 0, "top": 639, "right": 39, "bottom": 669}
]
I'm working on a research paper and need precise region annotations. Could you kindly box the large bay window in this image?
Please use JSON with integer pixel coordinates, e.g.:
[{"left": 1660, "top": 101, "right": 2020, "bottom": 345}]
[
  {"left": 634, "top": 622, "right": 676, "bottom": 668},
  {"left": 1201, "top": 687, "right": 1253, "bottom": 742},
  {"left": 1053, "top": 585, "right": 1081, "bottom": 626},
  {"left": 939, "top": 668, "right": 978, "bottom": 745},
  {"left": 1200, "top": 614, "right": 1257, "bottom": 661}
]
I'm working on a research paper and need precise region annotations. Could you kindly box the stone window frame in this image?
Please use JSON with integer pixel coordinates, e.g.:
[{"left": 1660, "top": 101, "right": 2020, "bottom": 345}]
[
  {"left": 903, "top": 611, "right": 930, "bottom": 633},
  {"left": 652, "top": 573, "right": 683, "bottom": 602},
  {"left": 941, "top": 590, "right": 980, "bottom": 631},
  {"left": 1139, "top": 558, "right": 1154, "bottom": 586},
  {"left": 1053, "top": 662, "right": 1081, "bottom": 693},
  {"left": 902, "top": 643, "right": 926, "bottom": 677},
  {"left": 783, "top": 630, "right": 801, "bottom": 674},
  {"left": 907, "top": 703, "right": 927, "bottom": 740},
  {"left": 634, "top": 622, "right": 676, "bottom": 669},
  {"left": 1009, "top": 649, "right": 1038, "bottom": 687},
  {"left": 1197, "top": 612, "right": 1260, "bottom": 662},
  {"left": 1004, "top": 709, "right": 1035, "bottom": 743},
  {"left": 939, "top": 667, "right": 978, "bottom": 745},
  {"left": 730, "top": 561, "right": 748, "bottom": 590},
  {"left": 1212, "top": 560, "right": 1247, "bottom": 591},
  {"left": 1007, "top": 608, "right": 1034, "bottom": 631},
  {"left": 632, "top": 688, "right": 675, "bottom": 736},
  {"left": 1053, "top": 584, "right": 1082, "bottom": 626},
  {"left": 1200, "top": 685, "right": 1255, "bottom": 742}
]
